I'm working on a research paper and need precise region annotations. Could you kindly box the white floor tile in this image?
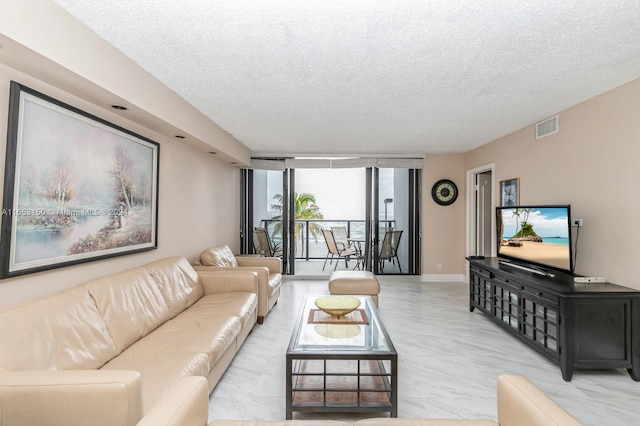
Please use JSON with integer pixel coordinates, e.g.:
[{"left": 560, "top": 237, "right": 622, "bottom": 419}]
[{"left": 208, "top": 277, "right": 640, "bottom": 425}]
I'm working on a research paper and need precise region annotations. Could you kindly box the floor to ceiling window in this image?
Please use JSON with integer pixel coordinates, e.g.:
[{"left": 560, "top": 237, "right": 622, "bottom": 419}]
[
  {"left": 251, "top": 168, "right": 284, "bottom": 242},
  {"left": 241, "top": 167, "right": 288, "bottom": 270},
  {"left": 293, "top": 167, "right": 366, "bottom": 275},
  {"left": 242, "top": 158, "right": 421, "bottom": 277},
  {"left": 371, "top": 167, "right": 421, "bottom": 275}
]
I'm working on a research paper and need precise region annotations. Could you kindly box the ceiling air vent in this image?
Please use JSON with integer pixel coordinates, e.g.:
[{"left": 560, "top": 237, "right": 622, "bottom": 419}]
[{"left": 536, "top": 115, "right": 559, "bottom": 139}]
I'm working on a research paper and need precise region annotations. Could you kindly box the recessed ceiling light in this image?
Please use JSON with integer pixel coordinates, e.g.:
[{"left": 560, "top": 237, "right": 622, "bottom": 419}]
[
  {"left": 111, "top": 104, "right": 127, "bottom": 110},
  {"left": 174, "top": 135, "right": 185, "bottom": 139}
]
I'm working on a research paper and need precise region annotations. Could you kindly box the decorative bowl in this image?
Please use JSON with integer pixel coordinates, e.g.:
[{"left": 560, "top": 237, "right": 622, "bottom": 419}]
[
  {"left": 314, "top": 324, "right": 361, "bottom": 339},
  {"left": 314, "top": 295, "right": 361, "bottom": 317}
]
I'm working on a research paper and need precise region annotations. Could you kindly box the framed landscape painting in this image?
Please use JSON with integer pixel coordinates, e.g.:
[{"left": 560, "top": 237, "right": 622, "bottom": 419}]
[{"left": 0, "top": 81, "right": 159, "bottom": 278}]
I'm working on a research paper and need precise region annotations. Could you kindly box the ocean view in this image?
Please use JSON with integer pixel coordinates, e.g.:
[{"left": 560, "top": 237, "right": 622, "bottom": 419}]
[
  {"left": 542, "top": 237, "right": 569, "bottom": 246},
  {"left": 502, "top": 236, "right": 569, "bottom": 246}
]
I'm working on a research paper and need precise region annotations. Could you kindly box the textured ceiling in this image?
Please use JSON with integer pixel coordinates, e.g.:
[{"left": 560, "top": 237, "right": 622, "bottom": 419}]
[{"left": 52, "top": 0, "right": 640, "bottom": 157}]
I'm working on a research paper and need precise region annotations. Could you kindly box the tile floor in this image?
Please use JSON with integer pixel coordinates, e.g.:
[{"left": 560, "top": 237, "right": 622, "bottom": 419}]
[{"left": 208, "top": 276, "right": 640, "bottom": 425}]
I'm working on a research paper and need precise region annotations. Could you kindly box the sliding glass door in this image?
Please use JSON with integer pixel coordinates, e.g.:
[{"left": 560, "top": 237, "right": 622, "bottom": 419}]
[
  {"left": 242, "top": 168, "right": 289, "bottom": 271},
  {"left": 242, "top": 159, "right": 421, "bottom": 276},
  {"left": 292, "top": 166, "right": 366, "bottom": 276},
  {"left": 371, "top": 167, "right": 420, "bottom": 275}
]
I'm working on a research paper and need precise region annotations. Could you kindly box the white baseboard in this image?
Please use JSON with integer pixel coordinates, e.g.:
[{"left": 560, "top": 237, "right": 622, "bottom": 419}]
[{"left": 420, "top": 274, "right": 466, "bottom": 283}]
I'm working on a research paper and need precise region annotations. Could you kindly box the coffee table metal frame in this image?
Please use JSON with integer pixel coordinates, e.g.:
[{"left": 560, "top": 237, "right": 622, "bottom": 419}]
[{"left": 285, "top": 295, "right": 398, "bottom": 419}]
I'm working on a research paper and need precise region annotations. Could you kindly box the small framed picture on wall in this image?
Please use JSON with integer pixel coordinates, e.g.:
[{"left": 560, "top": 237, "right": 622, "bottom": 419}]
[{"left": 500, "top": 178, "right": 519, "bottom": 207}]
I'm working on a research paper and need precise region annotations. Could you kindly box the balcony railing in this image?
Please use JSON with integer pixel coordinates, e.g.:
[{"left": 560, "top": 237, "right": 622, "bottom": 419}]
[{"left": 259, "top": 219, "right": 395, "bottom": 260}]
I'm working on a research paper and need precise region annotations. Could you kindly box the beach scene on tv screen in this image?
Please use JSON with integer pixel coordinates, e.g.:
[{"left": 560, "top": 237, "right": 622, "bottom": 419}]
[{"left": 498, "top": 207, "right": 570, "bottom": 270}]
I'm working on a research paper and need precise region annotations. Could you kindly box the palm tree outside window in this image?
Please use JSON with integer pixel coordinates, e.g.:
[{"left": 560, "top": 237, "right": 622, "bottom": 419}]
[{"left": 271, "top": 192, "right": 324, "bottom": 257}]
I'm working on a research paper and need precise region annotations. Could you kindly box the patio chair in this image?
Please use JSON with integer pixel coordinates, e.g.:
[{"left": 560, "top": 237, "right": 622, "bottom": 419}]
[
  {"left": 332, "top": 225, "right": 365, "bottom": 269},
  {"left": 379, "top": 229, "right": 403, "bottom": 273},
  {"left": 253, "top": 227, "right": 282, "bottom": 257},
  {"left": 331, "top": 226, "right": 354, "bottom": 250},
  {"left": 321, "top": 228, "right": 358, "bottom": 271}
]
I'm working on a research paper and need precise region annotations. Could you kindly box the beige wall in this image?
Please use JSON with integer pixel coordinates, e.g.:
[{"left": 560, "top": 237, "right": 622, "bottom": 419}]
[
  {"left": 421, "top": 154, "right": 466, "bottom": 279},
  {"left": 466, "top": 78, "right": 640, "bottom": 289},
  {"left": 0, "top": 0, "right": 247, "bottom": 308},
  {"left": 0, "top": 64, "right": 241, "bottom": 308}
]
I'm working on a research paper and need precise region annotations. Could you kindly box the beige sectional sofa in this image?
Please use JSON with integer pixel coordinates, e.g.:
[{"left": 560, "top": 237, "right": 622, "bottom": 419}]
[
  {"left": 0, "top": 256, "right": 259, "bottom": 426},
  {"left": 0, "top": 254, "right": 581, "bottom": 426},
  {"left": 193, "top": 244, "right": 282, "bottom": 323}
]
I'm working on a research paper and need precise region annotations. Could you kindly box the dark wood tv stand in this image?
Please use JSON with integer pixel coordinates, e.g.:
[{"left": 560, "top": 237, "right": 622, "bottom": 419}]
[{"left": 467, "top": 257, "right": 640, "bottom": 381}]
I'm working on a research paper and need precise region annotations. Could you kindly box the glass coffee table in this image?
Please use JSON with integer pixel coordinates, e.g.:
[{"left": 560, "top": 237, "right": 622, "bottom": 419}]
[{"left": 285, "top": 295, "right": 397, "bottom": 419}]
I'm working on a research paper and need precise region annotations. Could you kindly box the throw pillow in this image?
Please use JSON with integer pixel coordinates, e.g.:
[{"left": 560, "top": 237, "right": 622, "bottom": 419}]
[{"left": 200, "top": 244, "right": 239, "bottom": 267}]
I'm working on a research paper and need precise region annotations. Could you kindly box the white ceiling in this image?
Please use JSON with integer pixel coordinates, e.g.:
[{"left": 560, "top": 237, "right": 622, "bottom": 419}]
[{"left": 52, "top": 0, "right": 640, "bottom": 157}]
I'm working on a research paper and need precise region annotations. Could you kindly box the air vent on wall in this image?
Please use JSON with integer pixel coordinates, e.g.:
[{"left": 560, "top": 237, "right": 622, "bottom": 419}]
[{"left": 536, "top": 115, "right": 559, "bottom": 139}]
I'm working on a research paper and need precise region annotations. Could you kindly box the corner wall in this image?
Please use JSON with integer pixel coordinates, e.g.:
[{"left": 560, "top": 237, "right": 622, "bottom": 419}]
[
  {"left": 421, "top": 154, "right": 466, "bottom": 281},
  {"left": 466, "top": 79, "right": 640, "bottom": 289}
]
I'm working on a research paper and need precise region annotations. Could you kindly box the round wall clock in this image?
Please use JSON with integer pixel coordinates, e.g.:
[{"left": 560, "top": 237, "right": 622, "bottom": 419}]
[{"left": 431, "top": 179, "right": 458, "bottom": 206}]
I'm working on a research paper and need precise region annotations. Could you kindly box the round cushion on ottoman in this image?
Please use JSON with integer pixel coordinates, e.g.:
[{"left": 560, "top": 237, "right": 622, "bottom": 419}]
[{"left": 328, "top": 271, "right": 380, "bottom": 307}]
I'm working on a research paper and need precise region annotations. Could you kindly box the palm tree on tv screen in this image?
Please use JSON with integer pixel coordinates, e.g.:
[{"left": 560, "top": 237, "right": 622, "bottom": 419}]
[{"left": 512, "top": 208, "right": 538, "bottom": 238}]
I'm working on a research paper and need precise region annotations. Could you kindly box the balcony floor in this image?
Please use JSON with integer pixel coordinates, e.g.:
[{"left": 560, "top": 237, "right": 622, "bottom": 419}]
[{"left": 293, "top": 259, "right": 403, "bottom": 277}]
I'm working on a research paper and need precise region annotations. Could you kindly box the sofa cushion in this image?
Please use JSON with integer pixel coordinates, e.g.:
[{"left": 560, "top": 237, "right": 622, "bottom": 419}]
[
  {"left": 101, "top": 351, "right": 210, "bottom": 413},
  {"left": 84, "top": 267, "right": 171, "bottom": 354},
  {"left": 145, "top": 256, "right": 204, "bottom": 317},
  {"left": 134, "top": 313, "right": 240, "bottom": 366},
  {"left": 200, "top": 245, "right": 238, "bottom": 267},
  {"left": 0, "top": 287, "right": 118, "bottom": 370},
  {"left": 188, "top": 292, "right": 258, "bottom": 331},
  {"left": 0, "top": 370, "right": 145, "bottom": 426},
  {"left": 497, "top": 374, "right": 581, "bottom": 426}
]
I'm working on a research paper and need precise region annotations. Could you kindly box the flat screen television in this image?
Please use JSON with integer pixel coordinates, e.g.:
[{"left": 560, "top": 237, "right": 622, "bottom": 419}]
[{"left": 496, "top": 205, "right": 573, "bottom": 276}]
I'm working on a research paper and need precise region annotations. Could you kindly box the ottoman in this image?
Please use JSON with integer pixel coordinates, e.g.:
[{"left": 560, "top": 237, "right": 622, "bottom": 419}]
[{"left": 328, "top": 271, "right": 380, "bottom": 307}]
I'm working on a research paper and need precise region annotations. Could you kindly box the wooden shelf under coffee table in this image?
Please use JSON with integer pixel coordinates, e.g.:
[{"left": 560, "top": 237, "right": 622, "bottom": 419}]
[{"left": 285, "top": 295, "right": 397, "bottom": 419}]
